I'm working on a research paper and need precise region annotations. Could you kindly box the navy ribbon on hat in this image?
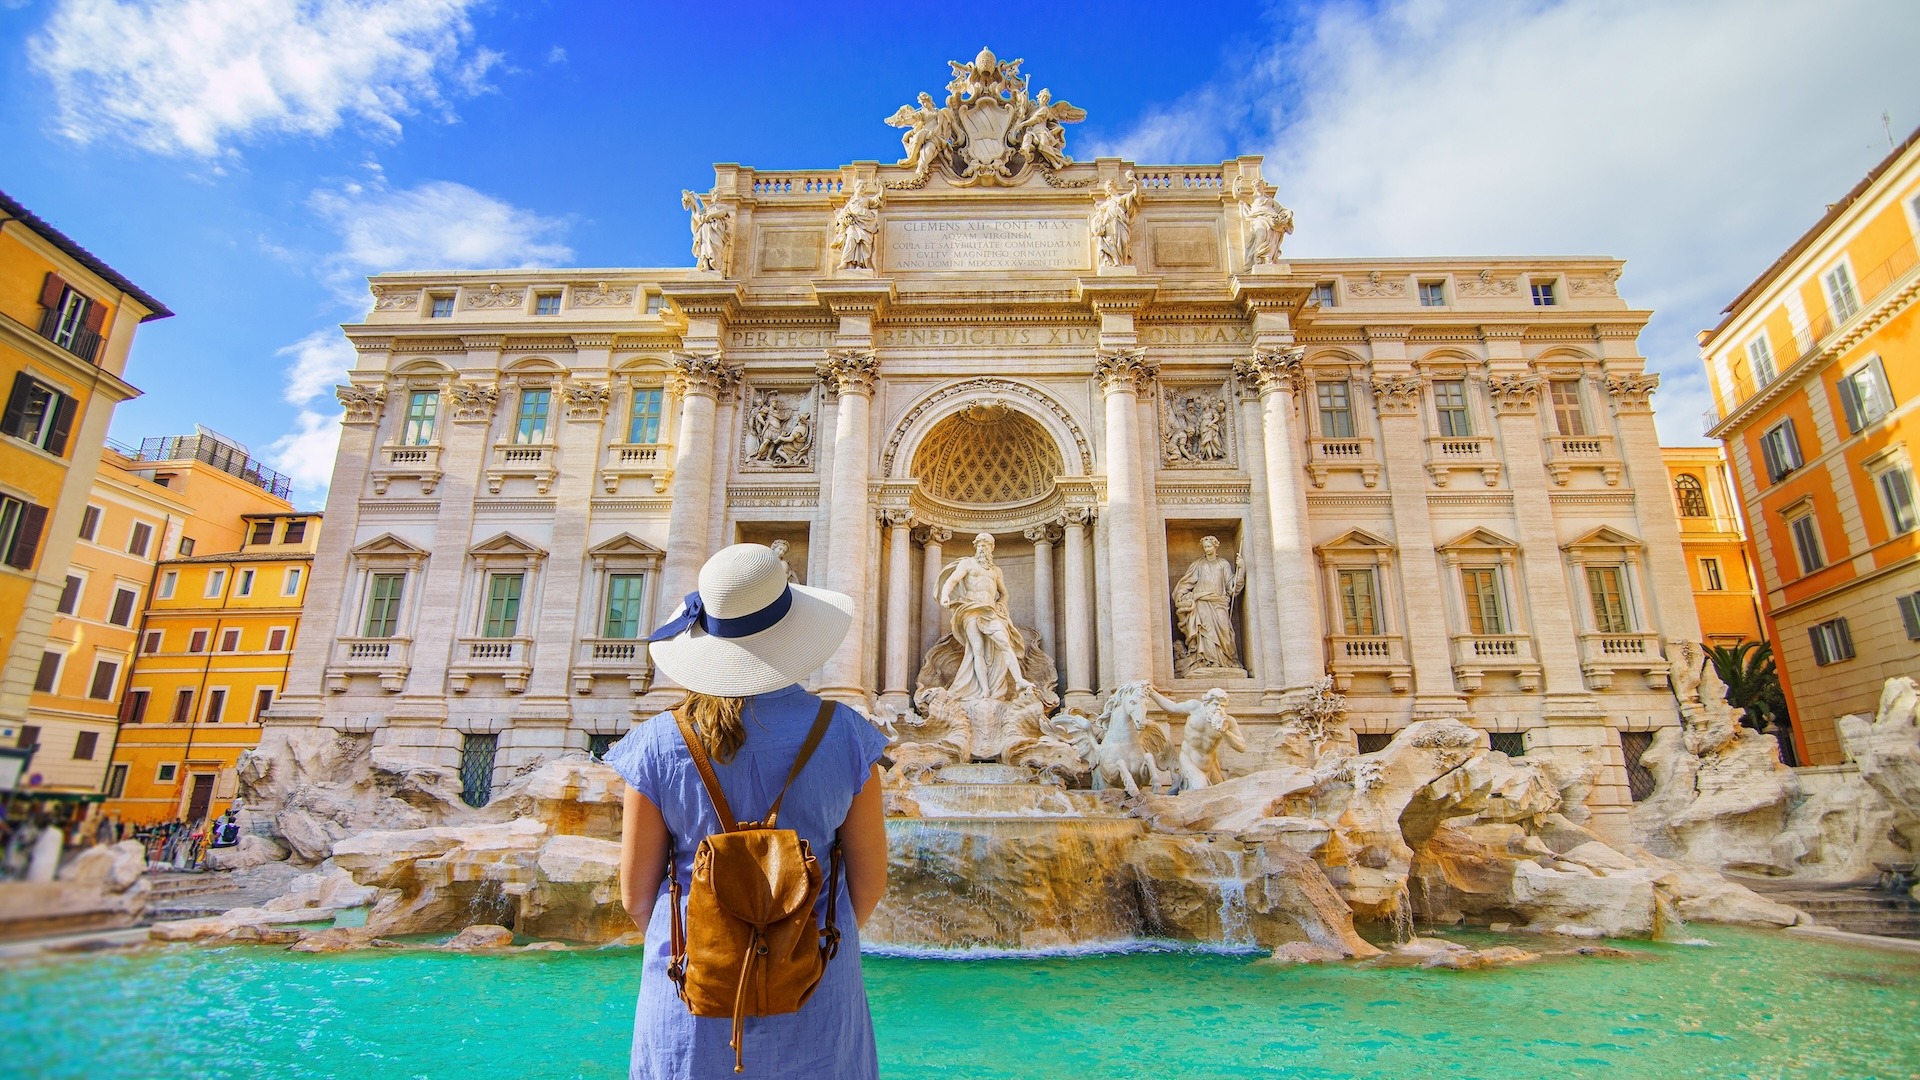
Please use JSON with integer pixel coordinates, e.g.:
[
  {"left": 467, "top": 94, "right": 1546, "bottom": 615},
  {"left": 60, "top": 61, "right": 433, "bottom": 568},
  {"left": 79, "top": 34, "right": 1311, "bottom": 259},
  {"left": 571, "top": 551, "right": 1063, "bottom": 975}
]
[{"left": 647, "top": 586, "right": 793, "bottom": 642}]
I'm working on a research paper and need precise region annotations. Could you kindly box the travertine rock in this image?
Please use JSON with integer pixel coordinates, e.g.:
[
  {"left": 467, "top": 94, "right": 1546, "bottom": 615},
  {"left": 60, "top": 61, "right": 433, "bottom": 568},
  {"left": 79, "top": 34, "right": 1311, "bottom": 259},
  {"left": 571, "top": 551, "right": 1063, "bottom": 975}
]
[
  {"left": 443, "top": 924, "right": 515, "bottom": 950},
  {"left": 57, "top": 840, "right": 147, "bottom": 892},
  {"left": 1, "top": 841, "right": 150, "bottom": 940},
  {"left": 1837, "top": 677, "right": 1920, "bottom": 851},
  {"left": 206, "top": 834, "right": 289, "bottom": 872},
  {"left": 1630, "top": 726, "right": 1804, "bottom": 875},
  {"left": 290, "top": 927, "right": 379, "bottom": 953}
]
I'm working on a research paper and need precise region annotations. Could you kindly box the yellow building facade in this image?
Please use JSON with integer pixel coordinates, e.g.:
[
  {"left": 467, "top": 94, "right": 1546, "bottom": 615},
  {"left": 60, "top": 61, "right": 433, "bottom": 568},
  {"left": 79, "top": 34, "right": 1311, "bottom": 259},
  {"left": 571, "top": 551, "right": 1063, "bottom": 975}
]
[
  {"left": 0, "top": 190, "right": 170, "bottom": 758},
  {"left": 1662, "top": 446, "right": 1764, "bottom": 648},
  {"left": 106, "top": 508, "right": 317, "bottom": 825},
  {"left": 1702, "top": 128, "right": 1920, "bottom": 764}
]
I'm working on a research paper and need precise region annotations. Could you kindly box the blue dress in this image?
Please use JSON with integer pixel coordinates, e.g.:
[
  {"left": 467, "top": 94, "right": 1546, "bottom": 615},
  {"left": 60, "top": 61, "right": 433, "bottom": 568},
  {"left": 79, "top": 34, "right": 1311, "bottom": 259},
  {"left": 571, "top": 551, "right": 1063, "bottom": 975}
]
[{"left": 602, "top": 684, "right": 890, "bottom": 1080}]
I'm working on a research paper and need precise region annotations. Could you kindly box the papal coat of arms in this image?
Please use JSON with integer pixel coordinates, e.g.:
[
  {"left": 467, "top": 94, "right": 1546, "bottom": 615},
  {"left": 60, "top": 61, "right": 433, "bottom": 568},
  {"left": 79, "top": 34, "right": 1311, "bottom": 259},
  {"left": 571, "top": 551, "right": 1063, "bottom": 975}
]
[{"left": 885, "top": 48, "right": 1086, "bottom": 187}]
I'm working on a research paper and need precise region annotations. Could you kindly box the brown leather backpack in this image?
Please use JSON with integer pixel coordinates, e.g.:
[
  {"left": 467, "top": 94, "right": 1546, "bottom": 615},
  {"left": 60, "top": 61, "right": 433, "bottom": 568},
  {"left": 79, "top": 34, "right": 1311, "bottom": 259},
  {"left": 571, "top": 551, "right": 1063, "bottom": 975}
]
[{"left": 666, "top": 701, "right": 843, "bottom": 1074}]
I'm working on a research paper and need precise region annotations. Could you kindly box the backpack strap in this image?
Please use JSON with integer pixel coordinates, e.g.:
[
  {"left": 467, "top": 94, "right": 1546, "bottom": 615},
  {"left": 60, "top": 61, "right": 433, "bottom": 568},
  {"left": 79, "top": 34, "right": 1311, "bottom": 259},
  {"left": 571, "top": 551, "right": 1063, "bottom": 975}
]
[
  {"left": 672, "top": 710, "right": 739, "bottom": 833},
  {"left": 765, "top": 701, "right": 837, "bottom": 828}
]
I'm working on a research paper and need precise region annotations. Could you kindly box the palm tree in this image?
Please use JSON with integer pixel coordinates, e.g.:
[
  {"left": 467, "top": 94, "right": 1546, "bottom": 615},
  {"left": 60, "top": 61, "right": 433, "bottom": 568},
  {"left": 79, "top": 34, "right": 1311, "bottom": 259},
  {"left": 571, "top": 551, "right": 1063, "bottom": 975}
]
[{"left": 1705, "top": 640, "right": 1795, "bottom": 762}]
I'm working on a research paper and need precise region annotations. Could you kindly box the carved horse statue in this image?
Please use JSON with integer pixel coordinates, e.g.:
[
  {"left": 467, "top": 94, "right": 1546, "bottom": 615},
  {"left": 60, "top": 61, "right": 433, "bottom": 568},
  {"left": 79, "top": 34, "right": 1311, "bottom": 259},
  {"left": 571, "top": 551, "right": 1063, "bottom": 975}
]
[{"left": 1084, "top": 682, "right": 1170, "bottom": 796}]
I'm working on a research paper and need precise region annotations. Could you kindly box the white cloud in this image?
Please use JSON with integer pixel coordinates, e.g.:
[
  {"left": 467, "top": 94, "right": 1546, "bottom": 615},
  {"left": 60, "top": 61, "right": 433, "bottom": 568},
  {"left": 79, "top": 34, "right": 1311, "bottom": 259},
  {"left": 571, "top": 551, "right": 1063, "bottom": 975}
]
[
  {"left": 546, "top": 46, "right": 567, "bottom": 65},
  {"left": 29, "top": 0, "right": 488, "bottom": 156},
  {"left": 267, "top": 408, "right": 344, "bottom": 494},
  {"left": 1099, "top": 0, "right": 1920, "bottom": 445},
  {"left": 277, "top": 328, "right": 359, "bottom": 406}
]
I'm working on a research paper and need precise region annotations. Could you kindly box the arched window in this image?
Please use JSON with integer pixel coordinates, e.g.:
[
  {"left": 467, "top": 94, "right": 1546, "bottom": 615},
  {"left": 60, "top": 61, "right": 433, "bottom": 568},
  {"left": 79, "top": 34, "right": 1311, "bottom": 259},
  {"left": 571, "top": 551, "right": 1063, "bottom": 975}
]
[{"left": 1674, "top": 474, "right": 1709, "bottom": 517}]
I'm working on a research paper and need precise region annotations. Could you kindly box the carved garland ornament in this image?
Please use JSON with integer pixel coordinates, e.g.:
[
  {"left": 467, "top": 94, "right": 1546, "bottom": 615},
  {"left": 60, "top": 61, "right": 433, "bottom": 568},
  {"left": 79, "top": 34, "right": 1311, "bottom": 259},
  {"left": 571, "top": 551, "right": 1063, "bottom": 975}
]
[
  {"left": 1346, "top": 271, "right": 1406, "bottom": 298},
  {"left": 1605, "top": 372, "right": 1660, "bottom": 413},
  {"left": 1369, "top": 375, "right": 1425, "bottom": 416},
  {"left": 881, "top": 377, "right": 1094, "bottom": 476},
  {"left": 1456, "top": 270, "right": 1519, "bottom": 297},
  {"left": 1569, "top": 270, "right": 1622, "bottom": 296},
  {"left": 571, "top": 282, "right": 636, "bottom": 307},
  {"left": 1486, "top": 374, "right": 1544, "bottom": 415},
  {"left": 335, "top": 384, "right": 387, "bottom": 424},
  {"left": 370, "top": 286, "right": 419, "bottom": 312},
  {"left": 465, "top": 284, "right": 525, "bottom": 310}
]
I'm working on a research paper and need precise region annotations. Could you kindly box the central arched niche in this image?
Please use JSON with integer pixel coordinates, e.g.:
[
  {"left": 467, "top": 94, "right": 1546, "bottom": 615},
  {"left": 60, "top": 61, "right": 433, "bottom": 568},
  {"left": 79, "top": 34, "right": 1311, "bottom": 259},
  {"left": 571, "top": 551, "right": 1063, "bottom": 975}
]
[{"left": 910, "top": 401, "right": 1064, "bottom": 514}]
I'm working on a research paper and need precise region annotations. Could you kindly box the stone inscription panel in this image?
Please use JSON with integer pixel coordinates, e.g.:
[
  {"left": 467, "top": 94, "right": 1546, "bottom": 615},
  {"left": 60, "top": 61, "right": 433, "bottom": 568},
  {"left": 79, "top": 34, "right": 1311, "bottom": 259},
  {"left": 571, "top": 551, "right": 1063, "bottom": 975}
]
[{"left": 884, "top": 219, "right": 1089, "bottom": 272}]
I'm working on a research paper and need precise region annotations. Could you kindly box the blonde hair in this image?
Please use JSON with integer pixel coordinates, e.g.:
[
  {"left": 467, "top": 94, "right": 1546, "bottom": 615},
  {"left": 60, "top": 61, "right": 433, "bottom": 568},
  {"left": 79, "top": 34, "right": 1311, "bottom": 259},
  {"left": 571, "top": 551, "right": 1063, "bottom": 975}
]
[{"left": 675, "top": 692, "right": 747, "bottom": 763}]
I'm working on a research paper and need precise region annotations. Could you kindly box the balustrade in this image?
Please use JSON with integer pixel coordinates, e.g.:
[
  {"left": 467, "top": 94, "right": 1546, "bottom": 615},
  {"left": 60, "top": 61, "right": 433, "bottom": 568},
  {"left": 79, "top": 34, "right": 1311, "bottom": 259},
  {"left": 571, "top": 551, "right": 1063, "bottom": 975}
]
[
  {"left": 1424, "top": 435, "right": 1501, "bottom": 487},
  {"left": 1307, "top": 436, "right": 1380, "bottom": 488},
  {"left": 325, "top": 637, "right": 412, "bottom": 693},
  {"left": 1542, "top": 434, "right": 1621, "bottom": 486}
]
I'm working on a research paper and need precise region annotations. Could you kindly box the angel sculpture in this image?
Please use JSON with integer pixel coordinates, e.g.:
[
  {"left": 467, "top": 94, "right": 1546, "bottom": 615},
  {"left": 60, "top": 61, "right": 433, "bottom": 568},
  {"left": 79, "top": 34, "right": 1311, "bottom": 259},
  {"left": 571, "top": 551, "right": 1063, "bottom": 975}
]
[
  {"left": 1239, "top": 185, "right": 1295, "bottom": 268},
  {"left": 681, "top": 188, "right": 732, "bottom": 274},
  {"left": 884, "top": 92, "right": 950, "bottom": 176},
  {"left": 1012, "top": 88, "right": 1085, "bottom": 171}
]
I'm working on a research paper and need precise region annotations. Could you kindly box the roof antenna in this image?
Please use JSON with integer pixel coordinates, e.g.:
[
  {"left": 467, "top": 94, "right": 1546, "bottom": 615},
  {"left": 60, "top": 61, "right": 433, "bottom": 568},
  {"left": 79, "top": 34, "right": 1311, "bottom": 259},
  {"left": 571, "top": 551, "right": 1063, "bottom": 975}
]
[{"left": 1886, "top": 111, "right": 1896, "bottom": 149}]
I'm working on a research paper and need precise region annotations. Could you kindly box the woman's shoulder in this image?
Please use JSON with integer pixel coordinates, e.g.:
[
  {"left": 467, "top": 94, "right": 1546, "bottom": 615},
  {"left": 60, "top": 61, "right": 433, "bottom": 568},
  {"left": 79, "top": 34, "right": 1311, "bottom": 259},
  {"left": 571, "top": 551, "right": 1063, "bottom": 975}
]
[{"left": 601, "top": 710, "right": 681, "bottom": 786}]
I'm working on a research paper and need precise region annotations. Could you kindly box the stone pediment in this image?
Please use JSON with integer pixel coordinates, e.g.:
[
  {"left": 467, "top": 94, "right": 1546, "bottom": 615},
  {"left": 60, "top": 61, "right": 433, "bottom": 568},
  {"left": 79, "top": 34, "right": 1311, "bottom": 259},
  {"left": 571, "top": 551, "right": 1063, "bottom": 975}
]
[
  {"left": 469, "top": 532, "right": 549, "bottom": 558},
  {"left": 1437, "top": 527, "right": 1518, "bottom": 552},
  {"left": 587, "top": 533, "right": 664, "bottom": 567},
  {"left": 1562, "top": 525, "right": 1642, "bottom": 553},
  {"left": 1317, "top": 528, "right": 1395, "bottom": 553},
  {"left": 350, "top": 533, "right": 429, "bottom": 558}
]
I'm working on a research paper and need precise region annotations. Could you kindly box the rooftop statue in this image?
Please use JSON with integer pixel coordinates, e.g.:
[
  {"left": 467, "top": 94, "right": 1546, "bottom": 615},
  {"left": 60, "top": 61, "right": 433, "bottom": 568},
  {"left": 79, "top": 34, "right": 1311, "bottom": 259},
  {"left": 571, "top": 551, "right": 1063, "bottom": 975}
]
[
  {"left": 680, "top": 187, "right": 733, "bottom": 274},
  {"left": 1090, "top": 172, "right": 1140, "bottom": 269},
  {"left": 883, "top": 47, "right": 1085, "bottom": 187},
  {"left": 830, "top": 180, "right": 883, "bottom": 271},
  {"left": 1237, "top": 182, "right": 1295, "bottom": 268}
]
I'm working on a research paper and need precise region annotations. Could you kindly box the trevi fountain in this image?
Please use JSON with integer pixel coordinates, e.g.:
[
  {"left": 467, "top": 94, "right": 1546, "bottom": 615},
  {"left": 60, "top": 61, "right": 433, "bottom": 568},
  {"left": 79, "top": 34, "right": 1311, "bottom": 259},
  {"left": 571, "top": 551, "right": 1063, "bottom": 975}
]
[{"left": 6, "top": 49, "right": 1920, "bottom": 1079}]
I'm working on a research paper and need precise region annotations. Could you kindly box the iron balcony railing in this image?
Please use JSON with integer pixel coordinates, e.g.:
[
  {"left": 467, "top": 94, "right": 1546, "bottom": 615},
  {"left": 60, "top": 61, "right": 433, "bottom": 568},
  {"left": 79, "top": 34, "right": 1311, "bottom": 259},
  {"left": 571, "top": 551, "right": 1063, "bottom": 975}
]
[
  {"left": 36, "top": 307, "right": 101, "bottom": 364},
  {"left": 135, "top": 435, "right": 293, "bottom": 499}
]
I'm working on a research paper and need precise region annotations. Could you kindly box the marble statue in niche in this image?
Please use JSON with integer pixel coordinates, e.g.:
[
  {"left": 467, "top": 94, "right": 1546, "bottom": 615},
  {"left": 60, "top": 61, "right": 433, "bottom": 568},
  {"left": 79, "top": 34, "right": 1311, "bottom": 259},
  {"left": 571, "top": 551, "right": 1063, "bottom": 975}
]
[
  {"left": 743, "top": 387, "right": 816, "bottom": 469},
  {"left": 681, "top": 187, "right": 733, "bottom": 274},
  {"left": 1147, "top": 686, "right": 1247, "bottom": 790},
  {"left": 770, "top": 538, "right": 799, "bottom": 584},
  {"left": 1173, "top": 536, "right": 1247, "bottom": 676},
  {"left": 1237, "top": 184, "right": 1295, "bottom": 268},
  {"left": 938, "top": 533, "right": 1035, "bottom": 702},
  {"left": 831, "top": 180, "right": 883, "bottom": 271},
  {"left": 1162, "top": 387, "right": 1230, "bottom": 465},
  {"left": 1090, "top": 172, "right": 1140, "bottom": 269}
]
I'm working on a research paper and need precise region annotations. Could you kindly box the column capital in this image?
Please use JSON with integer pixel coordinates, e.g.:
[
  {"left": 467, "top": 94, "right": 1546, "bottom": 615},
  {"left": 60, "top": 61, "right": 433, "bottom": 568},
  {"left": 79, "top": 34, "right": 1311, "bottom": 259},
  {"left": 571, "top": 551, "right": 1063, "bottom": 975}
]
[
  {"left": 1060, "top": 505, "right": 1096, "bottom": 528},
  {"left": 880, "top": 507, "right": 914, "bottom": 528},
  {"left": 1023, "top": 523, "right": 1061, "bottom": 545},
  {"left": 1369, "top": 374, "right": 1424, "bottom": 416},
  {"left": 563, "top": 381, "right": 613, "bottom": 421},
  {"left": 817, "top": 349, "right": 879, "bottom": 397},
  {"left": 1233, "top": 346, "right": 1304, "bottom": 398},
  {"left": 1487, "top": 373, "right": 1543, "bottom": 415},
  {"left": 1604, "top": 372, "right": 1660, "bottom": 414},
  {"left": 335, "top": 383, "right": 387, "bottom": 425},
  {"left": 1094, "top": 347, "right": 1157, "bottom": 395},
  {"left": 447, "top": 378, "right": 499, "bottom": 422},
  {"left": 671, "top": 351, "right": 741, "bottom": 399},
  {"left": 916, "top": 524, "right": 952, "bottom": 546}
]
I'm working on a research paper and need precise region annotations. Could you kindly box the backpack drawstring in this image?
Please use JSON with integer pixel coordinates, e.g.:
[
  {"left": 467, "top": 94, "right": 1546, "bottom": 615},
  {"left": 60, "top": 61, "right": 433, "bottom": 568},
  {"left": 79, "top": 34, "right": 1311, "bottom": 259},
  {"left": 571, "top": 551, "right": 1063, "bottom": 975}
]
[{"left": 730, "top": 927, "right": 765, "bottom": 1073}]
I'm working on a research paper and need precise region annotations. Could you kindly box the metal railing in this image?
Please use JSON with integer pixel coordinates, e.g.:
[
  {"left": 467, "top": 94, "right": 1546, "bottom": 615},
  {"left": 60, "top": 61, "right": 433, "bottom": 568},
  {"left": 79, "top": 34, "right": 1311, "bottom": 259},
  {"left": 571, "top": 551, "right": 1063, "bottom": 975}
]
[
  {"left": 135, "top": 435, "right": 293, "bottom": 499},
  {"left": 36, "top": 307, "right": 101, "bottom": 363}
]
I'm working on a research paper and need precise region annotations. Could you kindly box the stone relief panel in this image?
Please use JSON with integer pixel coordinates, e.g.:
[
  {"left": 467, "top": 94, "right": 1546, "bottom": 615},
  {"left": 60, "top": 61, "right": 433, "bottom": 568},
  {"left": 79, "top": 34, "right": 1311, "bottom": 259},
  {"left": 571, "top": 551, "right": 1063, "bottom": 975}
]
[
  {"left": 1456, "top": 270, "right": 1519, "bottom": 297},
  {"left": 739, "top": 385, "right": 819, "bottom": 471},
  {"left": 464, "top": 284, "right": 525, "bottom": 310},
  {"left": 570, "top": 282, "right": 636, "bottom": 308},
  {"left": 1159, "top": 382, "right": 1235, "bottom": 468},
  {"left": 1345, "top": 271, "right": 1406, "bottom": 298},
  {"left": 755, "top": 229, "right": 825, "bottom": 274},
  {"left": 1149, "top": 224, "right": 1219, "bottom": 269}
]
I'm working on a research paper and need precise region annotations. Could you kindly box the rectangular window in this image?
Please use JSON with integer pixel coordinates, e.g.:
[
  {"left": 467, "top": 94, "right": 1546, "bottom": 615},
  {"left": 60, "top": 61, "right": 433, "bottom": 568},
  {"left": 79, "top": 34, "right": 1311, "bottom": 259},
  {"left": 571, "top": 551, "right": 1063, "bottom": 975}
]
[
  {"left": 253, "top": 688, "right": 274, "bottom": 722},
  {"left": 1, "top": 373, "right": 76, "bottom": 455},
  {"left": 460, "top": 733, "right": 499, "bottom": 807},
  {"left": 1808, "top": 617, "right": 1855, "bottom": 665},
  {"left": 127, "top": 522, "right": 152, "bottom": 557},
  {"left": 602, "top": 574, "right": 647, "bottom": 639},
  {"left": 33, "top": 651, "right": 62, "bottom": 693},
  {"left": 73, "top": 731, "right": 98, "bottom": 760},
  {"left": 204, "top": 688, "right": 226, "bottom": 724},
  {"left": 188, "top": 629, "right": 209, "bottom": 653},
  {"left": 1824, "top": 263, "right": 1861, "bottom": 321},
  {"left": 106, "top": 763, "right": 128, "bottom": 797},
  {"left": 534, "top": 292, "right": 562, "bottom": 316},
  {"left": 1900, "top": 592, "right": 1920, "bottom": 641},
  {"left": 171, "top": 689, "right": 194, "bottom": 724},
  {"left": 1460, "top": 567, "right": 1506, "bottom": 635},
  {"left": 236, "top": 569, "right": 255, "bottom": 597},
  {"left": 403, "top": 391, "right": 438, "bottom": 446},
  {"left": 1530, "top": 280, "right": 1557, "bottom": 306},
  {"left": 282, "top": 519, "right": 306, "bottom": 544},
  {"left": 177, "top": 537, "right": 195, "bottom": 556},
  {"left": 363, "top": 572, "right": 405, "bottom": 637},
  {"left": 514, "top": 389, "right": 551, "bottom": 444},
  {"left": 1433, "top": 379, "right": 1472, "bottom": 437},
  {"left": 219, "top": 628, "right": 241, "bottom": 652},
  {"left": 1337, "top": 569, "right": 1379, "bottom": 636},
  {"left": 250, "top": 520, "right": 275, "bottom": 545},
  {"left": 158, "top": 571, "right": 177, "bottom": 599},
  {"left": 1418, "top": 281, "right": 1446, "bottom": 307},
  {"left": 1837, "top": 357, "right": 1894, "bottom": 433},
  {"left": 1310, "top": 282, "right": 1337, "bottom": 307},
  {"left": 1585, "top": 566, "right": 1633, "bottom": 633},
  {"left": 0, "top": 495, "right": 46, "bottom": 571},
  {"left": 88, "top": 659, "right": 118, "bottom": 700},
  {"left": 1549, "top": 379, "right": 1588, "bottom": 437},
  {"left": 78, "top": 505, "right": 101, "bottom": 542},
  {"left": 1700, "top": 557, "right": 1725, "bottom": 591},
  {"left": 156, "top": 762, "right": 177, "bottom": 783},
  {"left": 483, "top": 573, "right": 524, "bottom": 638},
  {"left": 628, "top": 387, "right": 665, "bottom": 444},
  {"left": 142, "top": 630, "right": 162, "bottom": 654},
  {"left": 122, "top": 689, "right": 149, "bottom": 725},
  {"left": 282, "top": 567, "right": 303, "bottom": 596},
  {"left": 109, "top": 586, "right": 137, "bottom": 626},
  {"left": 17, "top": 725, "right": 38, "bottom": 749},
  {"left": 1316, "top": 381, "right": 1354, "bottom": 438},
  {"left": 429, "top": 295, "right": 454, "bottom": 318},
  {"left": 588, "top": 733, "right": 617, "bottom": 759},
  {"left": 57, "top": 574, "right": 83, "bottom": 614},
  {"left": 645, "top": 293, "right": 666, "bottom": 315},
  {"left": 205, "top": 569, "right": 227, "bottom": 597},
  {"left": 1789, "top": 513, "right": 1825, "bottom": 574},
  {"left": 1759, "top": 420, "right": 1803, "bottom": 482},
  {"left": 267, "top": 627, "right": 288, "bottom": 651},
  {"left": 1489, "top": 732, "right": 1527, "bottom": 758},
  {"left": 1878, "top": 464, "right": 1918, "bottom": 534},
  {"left": 1747, "top": 335, "right": 1777, "bottom": 386}
]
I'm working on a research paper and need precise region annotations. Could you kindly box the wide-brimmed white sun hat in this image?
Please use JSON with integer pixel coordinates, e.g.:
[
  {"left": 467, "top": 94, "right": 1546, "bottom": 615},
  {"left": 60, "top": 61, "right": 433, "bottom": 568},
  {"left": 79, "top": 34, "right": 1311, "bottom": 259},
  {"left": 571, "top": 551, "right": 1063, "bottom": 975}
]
[{"left": 647, "top": 543, "right": 853, "bottom": 697}]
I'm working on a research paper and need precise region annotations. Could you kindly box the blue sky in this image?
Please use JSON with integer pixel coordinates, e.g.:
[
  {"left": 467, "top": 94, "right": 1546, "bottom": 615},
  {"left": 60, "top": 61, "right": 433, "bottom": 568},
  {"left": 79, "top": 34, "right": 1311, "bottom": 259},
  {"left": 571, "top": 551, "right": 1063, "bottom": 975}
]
[{"left": 4, "top": 0, "right": 1917, "bottom": 509}]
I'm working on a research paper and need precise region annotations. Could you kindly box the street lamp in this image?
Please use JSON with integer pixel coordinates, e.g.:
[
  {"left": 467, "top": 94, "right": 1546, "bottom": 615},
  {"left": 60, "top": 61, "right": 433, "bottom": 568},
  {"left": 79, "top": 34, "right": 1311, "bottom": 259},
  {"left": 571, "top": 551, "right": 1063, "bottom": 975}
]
[{"left": 0, "top": 745, "right": 34, "bottom": 793}]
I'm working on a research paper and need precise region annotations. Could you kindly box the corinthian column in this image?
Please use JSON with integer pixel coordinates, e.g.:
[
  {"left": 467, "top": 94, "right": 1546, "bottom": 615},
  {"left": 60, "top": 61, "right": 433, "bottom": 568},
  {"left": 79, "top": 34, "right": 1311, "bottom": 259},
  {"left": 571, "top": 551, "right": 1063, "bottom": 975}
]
[
  {"left": 1096, "top": 348, "right": 1158, "bottom": 686},
  {"left": 1234, "top": 347, "right": 1324, "bottom": 689},
  {"left": 817, "top": 349, "right": 879, "bottom": 704},
  {"left": 1024, "top": 523, "right": 1057, "bottom": 655},
  {"left": 1060, "top": 509, "right": 1095, "bottom": 709},
  {"left": 880, "top": 508, "right": 915, "bottom": 710},
  {"left": 919, "top": 526, "right": 950, "bottom": 662},
  {"left": 659, "top": 352, "right": 737, "bottom": 606}
]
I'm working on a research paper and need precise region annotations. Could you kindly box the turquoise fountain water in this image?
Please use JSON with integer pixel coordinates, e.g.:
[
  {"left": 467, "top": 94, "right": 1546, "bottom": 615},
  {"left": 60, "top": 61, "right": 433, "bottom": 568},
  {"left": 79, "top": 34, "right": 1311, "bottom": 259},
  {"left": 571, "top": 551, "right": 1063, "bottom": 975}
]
[{"left": 5, "top": 928, "right": 1917, "bottom": 1078}]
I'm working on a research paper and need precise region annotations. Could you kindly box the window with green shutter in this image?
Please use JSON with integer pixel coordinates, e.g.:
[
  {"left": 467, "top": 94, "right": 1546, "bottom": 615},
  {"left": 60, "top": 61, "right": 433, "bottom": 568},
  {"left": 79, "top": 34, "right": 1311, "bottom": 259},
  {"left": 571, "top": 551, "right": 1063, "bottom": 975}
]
[
  {"left": 484, "top": 573, "right": 524, "bottom": 637},
  {"left": 363, "top": 572, "right": 405, "bottom": 637},
  {"left": 603, "top": 574, "right": 646, "bottom": 639}
]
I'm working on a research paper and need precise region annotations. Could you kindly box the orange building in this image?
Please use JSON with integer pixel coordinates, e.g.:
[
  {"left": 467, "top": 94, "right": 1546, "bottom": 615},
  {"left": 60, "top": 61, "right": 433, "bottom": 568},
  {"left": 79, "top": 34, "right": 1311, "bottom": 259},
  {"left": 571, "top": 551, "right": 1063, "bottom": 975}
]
[
  {"left": 1701, "top": 127, "right": 1920, "bottom": 764},
  {"left": 1662, "top": 446, "right": 1764, "bottom": 648},
  {"left": 1, "top": 191, "right": 170, "bottom": 771}
]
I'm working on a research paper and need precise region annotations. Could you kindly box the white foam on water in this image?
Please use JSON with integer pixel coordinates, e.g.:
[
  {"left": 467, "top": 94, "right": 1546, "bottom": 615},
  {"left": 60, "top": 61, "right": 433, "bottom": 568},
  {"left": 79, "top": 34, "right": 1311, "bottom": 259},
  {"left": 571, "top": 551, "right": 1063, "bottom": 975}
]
[{"left": 861, "top": 937, "right": 1266, "bottom": 961}]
